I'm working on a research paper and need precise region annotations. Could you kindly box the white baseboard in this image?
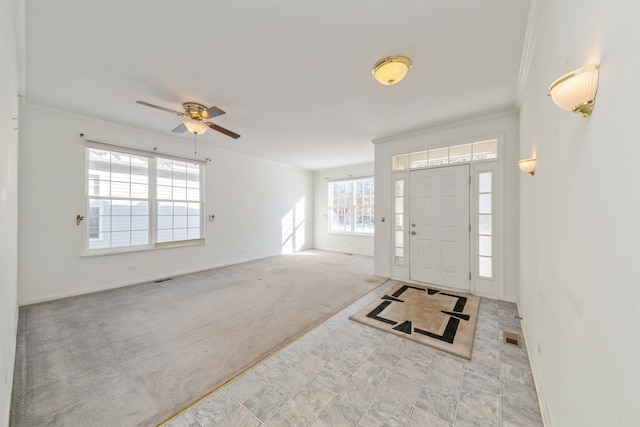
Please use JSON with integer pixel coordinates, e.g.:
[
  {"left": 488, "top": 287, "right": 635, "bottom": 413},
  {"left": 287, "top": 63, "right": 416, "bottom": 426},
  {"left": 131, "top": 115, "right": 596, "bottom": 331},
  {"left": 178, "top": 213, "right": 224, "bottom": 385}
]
[
  {"left": 312, "top": 246, "right": 374, "bottom": 257},
  {"left": 502, "top": 295, "right": 518, "bottom": 303},
  {"left": 19, "top": 252, "right": 282, "bottom": 306},
  {"left": 517, "top": 303, "right": 552, "bottom": 426}
]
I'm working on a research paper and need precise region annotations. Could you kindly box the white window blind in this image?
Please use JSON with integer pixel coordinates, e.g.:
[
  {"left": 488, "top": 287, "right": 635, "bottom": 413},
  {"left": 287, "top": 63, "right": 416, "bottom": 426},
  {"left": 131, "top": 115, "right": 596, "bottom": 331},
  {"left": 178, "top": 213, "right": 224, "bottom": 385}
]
[
  {"left": 87, "top": 149, "right": 150, "bottom": 250},
  {"left": 157, "top": 158, "right": 202, "bottom": 242},
  {"left": 86, "top": 141, "right": 205, "bottom": 253}
]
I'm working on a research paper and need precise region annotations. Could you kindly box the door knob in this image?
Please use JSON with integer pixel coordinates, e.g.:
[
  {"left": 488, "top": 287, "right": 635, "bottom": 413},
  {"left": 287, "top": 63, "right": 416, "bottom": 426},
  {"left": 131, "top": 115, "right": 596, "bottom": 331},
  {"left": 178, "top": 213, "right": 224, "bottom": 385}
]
[{"left": 411, "top": 231, "right": 417, "bottom": 235}]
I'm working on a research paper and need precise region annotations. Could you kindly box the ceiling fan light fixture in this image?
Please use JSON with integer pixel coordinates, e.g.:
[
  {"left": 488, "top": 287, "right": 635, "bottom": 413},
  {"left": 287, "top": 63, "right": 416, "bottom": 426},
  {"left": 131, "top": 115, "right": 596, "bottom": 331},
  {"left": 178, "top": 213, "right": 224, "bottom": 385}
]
[
  {"left": 372, "top": 55, "right": 412, "bottom": 85},
  {"left": 183, "top": 119, "right": 209, "bottom": 135}
]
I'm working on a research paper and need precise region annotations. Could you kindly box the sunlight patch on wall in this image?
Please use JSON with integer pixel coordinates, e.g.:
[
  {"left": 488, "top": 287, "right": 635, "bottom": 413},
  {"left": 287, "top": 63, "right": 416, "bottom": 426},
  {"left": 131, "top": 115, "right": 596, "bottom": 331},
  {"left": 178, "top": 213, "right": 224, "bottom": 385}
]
[{"left": 282, "top": 197, "right": 306, "bottom": 254}]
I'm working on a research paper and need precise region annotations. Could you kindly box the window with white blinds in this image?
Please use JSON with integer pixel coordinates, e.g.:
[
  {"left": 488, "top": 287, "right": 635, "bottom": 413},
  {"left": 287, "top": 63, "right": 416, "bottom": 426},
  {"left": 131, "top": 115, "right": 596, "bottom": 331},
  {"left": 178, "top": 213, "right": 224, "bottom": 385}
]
[
  {"left": 86, "top": 143, "right": 204, "bottom": 253},
  {"left": 87, "top": 150, "right": 150, "bottom": 250},
  {"left": 157, "top": 159, "right": 202, "bottom": 242}
]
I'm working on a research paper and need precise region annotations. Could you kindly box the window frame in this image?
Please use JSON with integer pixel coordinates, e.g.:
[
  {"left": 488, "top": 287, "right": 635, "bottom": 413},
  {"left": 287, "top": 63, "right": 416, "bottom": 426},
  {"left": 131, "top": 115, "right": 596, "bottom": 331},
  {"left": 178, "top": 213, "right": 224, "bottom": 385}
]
[
  {"left": 392, "top": 139, "right": 499, "bottom": 171},
  {"left": 85, "top": 141, "right": 206, "bottom": 255},
  {"left": 327, "top": 176, "right": 375, "bottom": 236}
]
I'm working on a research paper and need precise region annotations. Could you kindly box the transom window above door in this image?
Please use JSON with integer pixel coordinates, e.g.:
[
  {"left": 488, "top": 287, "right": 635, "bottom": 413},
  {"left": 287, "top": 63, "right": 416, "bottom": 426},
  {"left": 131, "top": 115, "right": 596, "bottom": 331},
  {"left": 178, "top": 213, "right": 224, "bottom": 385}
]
[{"left": 392, "top": 139, "right": 498, "bottom": 171}]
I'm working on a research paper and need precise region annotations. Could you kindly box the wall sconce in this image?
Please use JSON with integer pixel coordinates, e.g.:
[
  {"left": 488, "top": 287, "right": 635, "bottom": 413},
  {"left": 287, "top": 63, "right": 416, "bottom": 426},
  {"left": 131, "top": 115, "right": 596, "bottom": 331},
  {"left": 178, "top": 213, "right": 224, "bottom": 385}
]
[
  {"left": 549, "top": 63, "right": 599, "bottom": 117},
  {"left": 519, "top": 158, "right": 536, "bottom": 175}
]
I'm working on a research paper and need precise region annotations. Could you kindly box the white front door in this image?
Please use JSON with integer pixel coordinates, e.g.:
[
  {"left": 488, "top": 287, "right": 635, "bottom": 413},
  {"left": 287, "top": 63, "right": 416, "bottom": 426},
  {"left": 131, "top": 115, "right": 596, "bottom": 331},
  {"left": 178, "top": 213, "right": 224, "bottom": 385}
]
[{"left": 409, "top": 165, "right": 470, "bottom": 290}]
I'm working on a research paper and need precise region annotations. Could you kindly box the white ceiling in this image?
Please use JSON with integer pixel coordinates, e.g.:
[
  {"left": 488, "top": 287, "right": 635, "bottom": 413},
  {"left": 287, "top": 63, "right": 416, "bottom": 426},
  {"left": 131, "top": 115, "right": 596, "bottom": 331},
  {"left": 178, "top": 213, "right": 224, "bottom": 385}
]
[{"left": 23, "top": 0, "right": 531, "bottom": 170}]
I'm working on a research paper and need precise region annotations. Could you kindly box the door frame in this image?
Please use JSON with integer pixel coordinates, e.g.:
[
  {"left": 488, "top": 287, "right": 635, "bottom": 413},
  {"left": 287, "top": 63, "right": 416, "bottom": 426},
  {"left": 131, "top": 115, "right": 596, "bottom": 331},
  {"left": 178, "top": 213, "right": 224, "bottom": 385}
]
[{"left": 388, "top": 158, "right": 503, "bottom": 299}]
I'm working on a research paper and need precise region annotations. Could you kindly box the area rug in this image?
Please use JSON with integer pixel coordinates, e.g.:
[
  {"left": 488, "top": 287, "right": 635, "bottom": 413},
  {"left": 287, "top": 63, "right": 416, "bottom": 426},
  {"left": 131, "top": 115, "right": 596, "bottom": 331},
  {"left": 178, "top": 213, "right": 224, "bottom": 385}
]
[{"left": 350, "top": 282, "right": 479, "bottom": 359}]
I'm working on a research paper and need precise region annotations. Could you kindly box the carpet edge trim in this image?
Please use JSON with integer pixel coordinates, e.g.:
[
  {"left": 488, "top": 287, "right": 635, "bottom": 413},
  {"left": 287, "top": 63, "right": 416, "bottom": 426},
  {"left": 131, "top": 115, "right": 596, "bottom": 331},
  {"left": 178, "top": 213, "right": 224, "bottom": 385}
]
[{"left": 157, "top": 276, "right": 391, "bottom": 426}]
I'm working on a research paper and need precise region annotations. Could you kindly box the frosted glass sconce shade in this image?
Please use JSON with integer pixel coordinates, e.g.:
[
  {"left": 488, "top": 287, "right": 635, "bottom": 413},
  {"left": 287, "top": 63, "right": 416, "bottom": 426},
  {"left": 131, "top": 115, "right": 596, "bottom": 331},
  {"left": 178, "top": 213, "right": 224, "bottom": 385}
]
[
  {"left": 549, "top": 63, "right": 599, "bottom": 117},
  {"left": 519, "top": 158, "right": 536, "bottom": 175}
]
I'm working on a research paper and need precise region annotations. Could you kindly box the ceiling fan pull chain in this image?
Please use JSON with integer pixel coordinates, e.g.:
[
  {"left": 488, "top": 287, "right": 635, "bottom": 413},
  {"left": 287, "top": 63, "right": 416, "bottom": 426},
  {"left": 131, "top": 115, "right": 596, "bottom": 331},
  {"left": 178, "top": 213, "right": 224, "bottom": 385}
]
[{"left": 194, "top": 132, "right": 197, "bottom": 155}]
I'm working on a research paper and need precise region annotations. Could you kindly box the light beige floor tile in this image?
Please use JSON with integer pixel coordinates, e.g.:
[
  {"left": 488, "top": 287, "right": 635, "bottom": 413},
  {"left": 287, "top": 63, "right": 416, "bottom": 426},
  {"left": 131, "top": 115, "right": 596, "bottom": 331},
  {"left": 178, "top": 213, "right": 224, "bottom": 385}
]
[
  {"left": 182, "top": 282, "right": 542, "bottom": 427},
  {"left": 318, "top": 395, "right": 365, "bottom": 427},
  {"left": 414, "top": 386, "right": 458, "bottom": 424},
  {"left": 455, "top": 399, "right": 500, "bottom": 427},
  {"left": 292, "top": 379, "right": 335, "bottom": 415},
  {"left": 338, "top": 376, "right": 379, "bottom": 411},
  {"left": 265, "top": 398, "right": 316, "bottom": 427},
  {"left": 215, "top": 405, "right": 262, "bottom": 427},
  {"left": 165, "top": 411, "right": 201, "bottom": 427},
  {"left": 365, "top": 391, "right": 413, "bottom": 427},
  {"left": 406, "top": 406, "right": 451, "bottom": 427},
  {"left": 313, "top": 364, "right": 352, "bottom": 393},
  {"left": 243, "top": 386, "right": 289, "bottom": 422},
  {"left": 190, "top": 390, "right": 240, "bottom": 426},
  {"left": 378, "top": 371, "right": 422, "bottom": 406},
  {"left": 226, "top": 370, "right": 269, "bottom": 403}
]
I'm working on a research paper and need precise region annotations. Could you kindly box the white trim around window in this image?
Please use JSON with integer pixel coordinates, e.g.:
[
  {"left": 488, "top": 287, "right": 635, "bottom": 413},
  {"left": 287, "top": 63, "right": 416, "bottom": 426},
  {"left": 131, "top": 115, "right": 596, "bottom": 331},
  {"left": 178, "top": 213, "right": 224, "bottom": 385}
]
[
  {"left": 327, "top": 176, "right": 375, "bottom": 236},
  {"left": 85, "top": 140, "right": 205, "bottom": 255}
]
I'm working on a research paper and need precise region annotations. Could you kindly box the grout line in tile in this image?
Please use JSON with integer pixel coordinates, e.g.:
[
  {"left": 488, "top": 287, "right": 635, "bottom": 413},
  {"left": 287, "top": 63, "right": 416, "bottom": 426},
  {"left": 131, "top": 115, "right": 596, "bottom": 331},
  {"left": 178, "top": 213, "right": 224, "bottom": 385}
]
[
  {"left": 355, "top": 339, "right": 410, "bottom": 426},
  {"left": 403, "top": 347, "right": 433, "bottom": 427},
  {"left": 190, "top": 409, "right": 206, "bottom": 427},
  {"left": 451, "top": 366, "right": 465, "bottom": 426},
  {"left": 227, "top": 386, "right": 270, "bottom": 426}
]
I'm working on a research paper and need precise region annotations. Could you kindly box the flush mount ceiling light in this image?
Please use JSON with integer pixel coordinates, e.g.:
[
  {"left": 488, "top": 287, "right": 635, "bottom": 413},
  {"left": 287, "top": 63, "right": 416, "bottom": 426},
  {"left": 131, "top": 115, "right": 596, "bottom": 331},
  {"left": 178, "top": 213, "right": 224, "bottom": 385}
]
[
  {"left": 518, "top": 158, "right": 537, "bottom": 175},
  {"left": 372, "top": 55, "right": 412, "bottom": 85},
  {"left": 549, "top": 63, "right": 599, "bottom": 117}
]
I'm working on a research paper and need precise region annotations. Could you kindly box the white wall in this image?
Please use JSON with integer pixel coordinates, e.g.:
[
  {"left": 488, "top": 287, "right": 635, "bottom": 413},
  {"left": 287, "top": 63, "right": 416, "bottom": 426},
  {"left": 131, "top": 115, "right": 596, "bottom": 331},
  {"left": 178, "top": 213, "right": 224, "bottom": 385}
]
[
  {"left": 0, "top": 0, "right": 19, "bottom": 423},
  {"left": 314, "top": 163, "right": 374, "bottom": 256},
  {"left": 373, "top": 112, "right": 520, "bottom": 301},
  {"left": 518, "top": 1, "right": 640, "bottom": 425},
  {"left": 18, "top": 105, "right": 314, "bottom": 304}
]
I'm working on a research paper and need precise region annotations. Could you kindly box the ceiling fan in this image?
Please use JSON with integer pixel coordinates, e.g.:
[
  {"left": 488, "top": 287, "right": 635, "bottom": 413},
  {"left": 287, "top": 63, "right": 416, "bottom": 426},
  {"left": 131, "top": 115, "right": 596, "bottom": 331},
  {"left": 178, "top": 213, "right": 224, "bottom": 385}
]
[{"left": 136, "top": 101, "right": 240, "bottom": 139}]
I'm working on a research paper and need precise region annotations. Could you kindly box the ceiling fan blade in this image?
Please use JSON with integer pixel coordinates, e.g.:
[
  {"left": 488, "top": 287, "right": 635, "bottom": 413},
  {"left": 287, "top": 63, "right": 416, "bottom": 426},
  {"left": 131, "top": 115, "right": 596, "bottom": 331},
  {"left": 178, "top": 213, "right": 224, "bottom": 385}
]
[
  {"left": 205, "top": 106, "right": 226, "bottom": 119},
  {"left": 136, "top": 101, "right": 184, "bottom": 116},
  {"left": 205, "top": 122, "right": 241, "bottom": 139},
  {"left": 171, "top": 123, "right": 187, "bottom": 133}
]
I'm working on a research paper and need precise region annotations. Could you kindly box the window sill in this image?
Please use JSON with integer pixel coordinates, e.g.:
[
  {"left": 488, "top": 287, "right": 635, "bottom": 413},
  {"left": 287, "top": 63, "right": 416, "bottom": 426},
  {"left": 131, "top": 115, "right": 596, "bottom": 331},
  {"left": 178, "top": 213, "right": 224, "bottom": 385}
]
[
  {"left": 328, "top": 232, "right": 375, "bottom": 237},
  {"left": 82, "top": 239, "right": 205, "bottom": 257}
]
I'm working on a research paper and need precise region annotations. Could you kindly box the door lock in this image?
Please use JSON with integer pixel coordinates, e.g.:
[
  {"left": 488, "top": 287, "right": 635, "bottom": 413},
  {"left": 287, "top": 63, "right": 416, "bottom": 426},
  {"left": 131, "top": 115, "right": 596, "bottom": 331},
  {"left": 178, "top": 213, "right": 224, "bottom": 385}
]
[{"left": 411, "top": 223, "right": 416, "bottom": 228}]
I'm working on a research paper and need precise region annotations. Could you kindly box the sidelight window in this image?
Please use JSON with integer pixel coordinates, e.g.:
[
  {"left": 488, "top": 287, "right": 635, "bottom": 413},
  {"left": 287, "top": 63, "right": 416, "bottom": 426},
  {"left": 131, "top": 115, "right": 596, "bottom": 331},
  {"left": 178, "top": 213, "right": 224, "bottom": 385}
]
[{"left": 478, "top": 171, "right": 493, "bottom": 278}]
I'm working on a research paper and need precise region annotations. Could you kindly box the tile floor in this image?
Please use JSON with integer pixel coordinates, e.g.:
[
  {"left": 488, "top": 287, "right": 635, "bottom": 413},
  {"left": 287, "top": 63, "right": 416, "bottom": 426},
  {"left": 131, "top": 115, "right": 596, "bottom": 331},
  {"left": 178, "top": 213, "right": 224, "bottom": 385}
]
[{"left": 165, "top": 281, "right": 543, "bottom": 426}]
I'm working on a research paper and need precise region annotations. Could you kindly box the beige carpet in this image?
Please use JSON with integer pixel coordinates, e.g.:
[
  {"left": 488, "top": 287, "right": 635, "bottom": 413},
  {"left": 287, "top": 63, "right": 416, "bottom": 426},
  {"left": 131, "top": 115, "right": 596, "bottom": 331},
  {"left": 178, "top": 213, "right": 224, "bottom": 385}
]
[
  {"left": 350, "top": 282, "right": 479, "bottom": 359},
  {"left": 10, "top": 251, "right": 385, "bottom": 426}
]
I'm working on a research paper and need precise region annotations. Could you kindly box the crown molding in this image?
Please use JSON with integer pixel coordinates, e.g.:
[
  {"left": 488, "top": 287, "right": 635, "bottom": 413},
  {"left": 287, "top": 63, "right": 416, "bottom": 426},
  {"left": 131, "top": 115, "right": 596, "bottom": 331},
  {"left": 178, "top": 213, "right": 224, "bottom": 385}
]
[
  {"left": 515, "top": 0, "right": 544, "bottom": 107},
  {"left": 371, "top": 109, "right": 517, "bottom": 145},
  {"left": 10, "top": 0, "right": 26, "bottom": 99}
]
